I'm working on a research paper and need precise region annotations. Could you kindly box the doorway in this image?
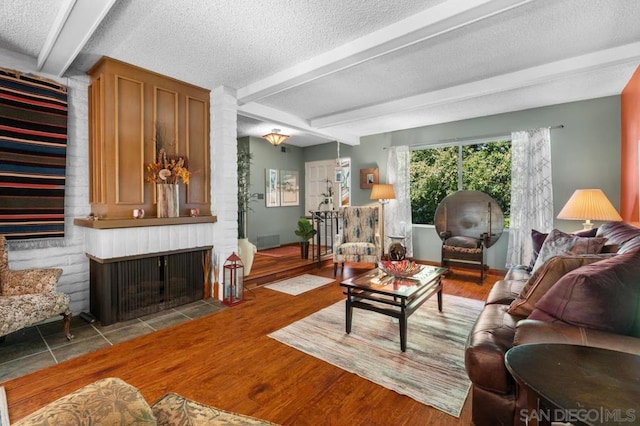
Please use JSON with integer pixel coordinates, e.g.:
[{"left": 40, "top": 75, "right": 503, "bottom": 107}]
[{"left": 304, "top": 158, "right": 351, "bottom": 212}]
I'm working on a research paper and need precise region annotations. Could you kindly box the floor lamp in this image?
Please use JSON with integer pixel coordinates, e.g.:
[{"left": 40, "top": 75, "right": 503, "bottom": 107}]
[{"left": 370, "top": 183, "right": 396, "bottom": 259}]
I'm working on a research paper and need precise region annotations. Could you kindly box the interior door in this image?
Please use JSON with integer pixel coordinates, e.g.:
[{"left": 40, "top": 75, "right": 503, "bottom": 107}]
[{"left": 305, "top": 159, "right": 336, "bottom": 213}]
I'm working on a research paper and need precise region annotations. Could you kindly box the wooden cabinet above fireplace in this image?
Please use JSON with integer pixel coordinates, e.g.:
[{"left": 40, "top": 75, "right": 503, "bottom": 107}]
[{"left": 87, "top": 57, "right": 211, "bottom": 219}]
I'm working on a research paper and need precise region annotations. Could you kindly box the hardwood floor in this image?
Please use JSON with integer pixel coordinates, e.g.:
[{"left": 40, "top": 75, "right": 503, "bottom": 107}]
[{"left": 3, "top": 255, "right": 498, "bottom": 425}]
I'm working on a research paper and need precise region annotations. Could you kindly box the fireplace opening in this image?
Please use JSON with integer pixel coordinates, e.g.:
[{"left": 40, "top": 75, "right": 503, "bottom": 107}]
[{"left": 89, "top": 247, "right": 210, "bottom": 325}]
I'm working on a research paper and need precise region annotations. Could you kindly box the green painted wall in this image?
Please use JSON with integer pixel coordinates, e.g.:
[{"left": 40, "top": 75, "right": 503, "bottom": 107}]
[
  {"left": 244, "top": 96, "right": 621, "bottom": 269},
  {"left": 357, "top": 96, "right": 621, "bottom": 270},
  {"left": 241, "top": 136, "right": 306, "bottom": 247}
]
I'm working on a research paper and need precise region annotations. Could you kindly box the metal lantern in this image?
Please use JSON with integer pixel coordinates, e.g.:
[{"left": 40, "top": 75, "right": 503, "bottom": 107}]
[{"left": 223, "top": 252, "right": 244, "bottom": 306}]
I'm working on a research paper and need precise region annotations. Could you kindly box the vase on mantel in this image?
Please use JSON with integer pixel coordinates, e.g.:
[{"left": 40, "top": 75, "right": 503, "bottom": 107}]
[{"left": 157, "top": 183, "right": 179, "bottom": 218}]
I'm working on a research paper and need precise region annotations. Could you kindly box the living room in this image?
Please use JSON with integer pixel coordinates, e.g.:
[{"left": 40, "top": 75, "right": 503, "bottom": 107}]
[{"left": 1, "top": 1, "right": 640, "bottom": 424}]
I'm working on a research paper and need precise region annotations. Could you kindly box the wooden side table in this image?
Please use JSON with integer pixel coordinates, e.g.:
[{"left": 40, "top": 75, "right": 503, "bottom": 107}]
[{"left": 505, "top": 343, "right": 640, "bottom": 426}]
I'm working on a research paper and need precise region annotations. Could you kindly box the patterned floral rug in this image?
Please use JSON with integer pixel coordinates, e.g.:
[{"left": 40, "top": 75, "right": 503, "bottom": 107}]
[
  {"left": 268, "top": 295, "right": 484, "bottom": 417},
  {"left": 263, "top": 274, "right": 335, "bottom": 296}
]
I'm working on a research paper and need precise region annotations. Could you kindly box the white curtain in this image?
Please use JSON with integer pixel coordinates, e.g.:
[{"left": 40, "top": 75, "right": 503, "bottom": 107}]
[
  {"left": 387, "top": 146, "right": 413, "bottom": 257},
  {"left": 506, "top": 128, "right": 553, "bottom": 267}
]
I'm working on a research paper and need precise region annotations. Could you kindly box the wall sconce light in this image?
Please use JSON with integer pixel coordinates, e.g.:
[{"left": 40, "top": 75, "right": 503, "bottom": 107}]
[{"left": 263, "top": 129, "right": 289, "bottom": 146}]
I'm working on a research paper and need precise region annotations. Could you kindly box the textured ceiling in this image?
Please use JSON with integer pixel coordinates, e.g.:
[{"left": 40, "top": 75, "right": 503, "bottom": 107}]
[{"left": 1, "top": 0, "right": 639, "bottom": 147}]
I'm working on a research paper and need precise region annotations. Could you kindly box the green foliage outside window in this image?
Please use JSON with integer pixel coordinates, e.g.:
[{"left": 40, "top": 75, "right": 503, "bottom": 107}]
[{"left": 410, "top": 141, "right": 511, "bottom": 226}]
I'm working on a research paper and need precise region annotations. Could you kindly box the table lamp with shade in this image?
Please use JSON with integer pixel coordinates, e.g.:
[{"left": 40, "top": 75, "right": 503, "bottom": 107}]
[
  {"left": 556, "top": 189, "right": 623, "bottom": 231},
  {"left": 370, "top": 183, "right": 396, "bottom": 258}
]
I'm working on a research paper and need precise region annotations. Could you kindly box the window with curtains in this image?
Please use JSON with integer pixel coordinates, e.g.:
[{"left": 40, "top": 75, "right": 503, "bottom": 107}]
[{"left": 409, "top": 140, "right": 512, "bottom": 225}]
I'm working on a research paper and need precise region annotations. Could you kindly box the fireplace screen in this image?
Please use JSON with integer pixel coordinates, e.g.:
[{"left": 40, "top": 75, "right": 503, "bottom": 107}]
[{"left": 90, "top": 248, "right": 207, "bottom": 325}]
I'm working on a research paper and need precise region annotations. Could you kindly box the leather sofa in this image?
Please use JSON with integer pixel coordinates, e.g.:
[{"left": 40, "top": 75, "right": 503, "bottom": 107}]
[{"left": 464, "top": 221, "right": 640, "bottom": 426}]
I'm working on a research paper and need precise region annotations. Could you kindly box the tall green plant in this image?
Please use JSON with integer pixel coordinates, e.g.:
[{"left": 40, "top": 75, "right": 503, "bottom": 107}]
[{"left": 237, "top": 149, "right": 257, "bottom": 239}]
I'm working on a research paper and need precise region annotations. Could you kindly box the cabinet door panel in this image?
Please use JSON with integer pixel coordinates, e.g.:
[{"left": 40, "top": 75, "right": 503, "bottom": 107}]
[
  {"left": 185, "top": 97, "right": 209, "bottom": 206},
  {"left": 89, "top": 77, "right": 106, "bottom": 205},
  {"left": 154, "top": 87, "right": 179, "bottom": 152},
  {"left": 115, "top": 76, "right": 144, "bottom": 205},
  {"left": 88, "top": 57, "right": 210, "bottom": 218}
]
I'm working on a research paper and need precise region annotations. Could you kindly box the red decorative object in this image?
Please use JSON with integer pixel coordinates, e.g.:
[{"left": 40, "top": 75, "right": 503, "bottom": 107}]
[{"left": 223, "top": 252, "right": 244, "bottom": 306}]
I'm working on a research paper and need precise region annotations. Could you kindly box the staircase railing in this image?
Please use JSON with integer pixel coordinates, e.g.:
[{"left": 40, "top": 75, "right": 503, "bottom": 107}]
[{"left": 308, "top": 210, "right": 341, "bottom": 268}]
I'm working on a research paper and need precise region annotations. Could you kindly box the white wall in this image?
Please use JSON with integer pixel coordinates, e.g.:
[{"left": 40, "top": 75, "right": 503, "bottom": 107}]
[
  {"left": 0, "top": 48, "right": 91, "bottom": 314},
  {"left": 0, "top": 48, "right": 237, "bottom": 312}
]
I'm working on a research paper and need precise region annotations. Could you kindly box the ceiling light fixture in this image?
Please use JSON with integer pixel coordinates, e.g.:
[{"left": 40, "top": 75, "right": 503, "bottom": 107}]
[{"left": 263, "top": 129, "right": 289, "bottom": 146}]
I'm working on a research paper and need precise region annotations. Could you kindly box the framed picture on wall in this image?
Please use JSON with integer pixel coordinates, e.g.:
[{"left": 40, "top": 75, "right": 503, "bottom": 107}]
[
  {"left": 280, "top": 169, "right": 299, "bottom": 206},
  {"left": 360, "top": 168, "right": 379, "bottom": 189},
  {"left": 266, "top": 168, "right": 280, "bottom": 207}
]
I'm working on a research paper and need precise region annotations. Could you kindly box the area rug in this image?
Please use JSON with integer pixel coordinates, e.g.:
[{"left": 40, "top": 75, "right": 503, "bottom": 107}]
[
  {"left": 268, "top": 295, "right": 484, "bottom": 417},
  {"left": 264, "top": 274, "right": 335, "bottom": 295}
]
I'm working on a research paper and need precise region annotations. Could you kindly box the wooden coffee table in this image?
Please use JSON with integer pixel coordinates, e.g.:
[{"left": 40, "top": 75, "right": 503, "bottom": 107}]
[{"left": 340, "top": 264, "right": 447, "bottom": 352}]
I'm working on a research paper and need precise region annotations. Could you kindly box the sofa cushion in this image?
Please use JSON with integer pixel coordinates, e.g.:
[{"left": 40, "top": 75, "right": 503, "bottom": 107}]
[
  {"left": 444, "top": 236, "right": 481, "bottom": 249},
  {"left": 531, "top": 229, "right": 606, "bottom": 273},
  {"left": 529, "top": 248, "right": 640, "bottom": 336},
  {"left": 503, "top": 265, "right": 531, "bottom": 282},
  {"left": 13, "top": 377, "right": 156, "bottom": 425},
  {"left": 151, "top": 393, "right": 276, "bottom": 425},
  {"left": 0, "top": 292, "right": 70, "bottom": 337},
  {"left": 508, "top": 254, "right": 610, "bottom": 317},
  {"left": 465, "top": 303, "right": 521, "bottom": 394},
  {"left": 486, "top": 279, "right": 527, "bottom": 305},
  {"left": 596, "top": 221, "right": 640, "bottom": 248},
  {"left": 619, "top": 235, "right": 640, "bottom": 254}
]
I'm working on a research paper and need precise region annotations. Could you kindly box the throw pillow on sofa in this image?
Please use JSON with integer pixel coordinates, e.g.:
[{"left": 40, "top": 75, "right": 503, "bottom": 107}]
[
  {"left": 531, "top": 228, "right": 606, "bottom": 273},
  {"left": 508, "top": 254, "right": 609, "bottom": 317},
  {"left": 529, "top": 248, "right": 640, "bottom": 336},
  {"left": 529, "top": 228, "right": 597, "bottom": 269}
]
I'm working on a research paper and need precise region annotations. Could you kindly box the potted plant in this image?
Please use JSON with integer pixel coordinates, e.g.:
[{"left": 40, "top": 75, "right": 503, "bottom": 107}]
[
  {"left": 318, "top": 178, "right": 334, "bottom": 211},
  {"left": 237, "top": 148, "right": 258, "bottom": 274},
  {"left": 294, "top": 217, "right": 317, "bottom": 259}
]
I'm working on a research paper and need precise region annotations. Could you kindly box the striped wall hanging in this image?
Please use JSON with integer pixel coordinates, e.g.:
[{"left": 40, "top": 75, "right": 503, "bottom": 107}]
[{"left": 0, "top": 68, "right": 68, "bottom": 240}]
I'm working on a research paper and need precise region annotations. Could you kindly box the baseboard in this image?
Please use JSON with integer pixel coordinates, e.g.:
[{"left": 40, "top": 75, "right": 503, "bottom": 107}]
[{"left": 414, "top": 258, "right": 506, "bottom": 277}]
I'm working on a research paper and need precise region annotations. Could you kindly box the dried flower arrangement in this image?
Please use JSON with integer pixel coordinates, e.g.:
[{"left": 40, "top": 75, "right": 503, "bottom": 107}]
[
  {"left": 146, "top": 126, "right": 191, "bottom": 185},
  {"left": 146, "top": 148, "right": 191, "bottom": 184}
]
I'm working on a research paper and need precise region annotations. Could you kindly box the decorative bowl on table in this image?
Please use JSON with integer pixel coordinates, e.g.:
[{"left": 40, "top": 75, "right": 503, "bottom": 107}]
[{"left": 378, "top": 260, "right": 422, "bottom": 277}]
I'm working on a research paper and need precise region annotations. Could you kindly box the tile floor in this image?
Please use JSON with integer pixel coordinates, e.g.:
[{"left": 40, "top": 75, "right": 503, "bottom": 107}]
[{"left": 0, "top": 298, "right": 226, "bottom": 382}]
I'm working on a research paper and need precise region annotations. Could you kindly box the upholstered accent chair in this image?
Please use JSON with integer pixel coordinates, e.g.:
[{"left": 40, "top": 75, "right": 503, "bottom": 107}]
[
  {"left": 13, "top": 377, "right": 277, "bottom": 425},
  {"left": 333, "top": 206, "right": 380, "bottom": 275},
  {"left": 0, "top": 235, "right": 72, "bottom": 341}
]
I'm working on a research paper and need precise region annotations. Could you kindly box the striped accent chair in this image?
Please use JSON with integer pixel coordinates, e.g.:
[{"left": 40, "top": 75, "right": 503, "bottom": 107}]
[{"left": 333, "top": 207, "right": 380, "bottom": 275}]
